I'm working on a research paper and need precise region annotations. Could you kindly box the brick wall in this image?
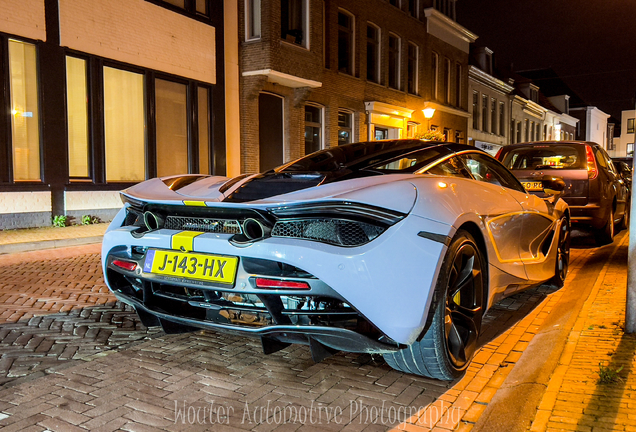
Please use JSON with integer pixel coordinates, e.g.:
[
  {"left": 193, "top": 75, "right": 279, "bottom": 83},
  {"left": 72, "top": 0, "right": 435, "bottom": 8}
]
[
  {"left": 238, "top": 0, "right": 470, "bottom": 173},
  {"left": 0, "top": 0, "right": 46, "bottom": 41},
  {"left": 59, "top": 0, "right": 216, "bottom": 84}
]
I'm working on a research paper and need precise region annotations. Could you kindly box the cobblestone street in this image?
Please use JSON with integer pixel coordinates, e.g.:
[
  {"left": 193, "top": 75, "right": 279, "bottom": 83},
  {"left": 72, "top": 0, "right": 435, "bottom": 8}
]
[{"left": 0, "top": 233, "right": 626, "bottom": 431}]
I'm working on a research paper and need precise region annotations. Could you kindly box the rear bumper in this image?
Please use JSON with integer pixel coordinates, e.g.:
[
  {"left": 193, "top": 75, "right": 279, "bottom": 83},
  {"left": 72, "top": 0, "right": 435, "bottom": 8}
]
[
  {"left": 568, "top": 204, "right": 605, "bottom": 228},
  {"left": 113, "top": 290, "right": 401, "bottom": 354}
]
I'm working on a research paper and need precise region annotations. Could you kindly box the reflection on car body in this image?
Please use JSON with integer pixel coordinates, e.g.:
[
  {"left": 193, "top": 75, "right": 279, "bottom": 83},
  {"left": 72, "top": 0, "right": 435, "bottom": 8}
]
[{"left": 102, "top": 139, "right": 570, "bottom": 380}]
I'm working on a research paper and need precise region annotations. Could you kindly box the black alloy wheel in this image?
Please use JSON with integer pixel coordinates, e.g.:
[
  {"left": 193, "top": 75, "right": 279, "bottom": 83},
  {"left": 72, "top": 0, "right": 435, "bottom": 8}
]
[
  {"left": 383, "top": 229, "right": 485, "bottom": 380},
  {"left": 443, "top": 237, "right": 484, "bottom": 369}
]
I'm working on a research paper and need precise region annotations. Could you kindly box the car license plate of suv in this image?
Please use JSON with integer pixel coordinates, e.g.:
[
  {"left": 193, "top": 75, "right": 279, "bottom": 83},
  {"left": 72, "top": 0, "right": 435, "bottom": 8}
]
[
  {"left": 143, "top": 249, "right": 238, "bottom": 284},
  {"left": 522, "top": 181, "right": 543, "bottom": 191}
]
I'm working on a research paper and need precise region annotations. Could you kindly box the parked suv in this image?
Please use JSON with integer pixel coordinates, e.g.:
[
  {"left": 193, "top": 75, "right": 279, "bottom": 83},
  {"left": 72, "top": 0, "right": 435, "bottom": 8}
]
[{"left": 497, "top": 141, "right": 629, "bottom": 244}]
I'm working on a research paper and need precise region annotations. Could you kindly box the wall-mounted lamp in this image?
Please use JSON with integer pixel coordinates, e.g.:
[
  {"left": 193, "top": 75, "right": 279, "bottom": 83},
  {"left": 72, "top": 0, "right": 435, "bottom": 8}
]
[{"left": 423, "top": 108, "right": 436, "bottom": 119}]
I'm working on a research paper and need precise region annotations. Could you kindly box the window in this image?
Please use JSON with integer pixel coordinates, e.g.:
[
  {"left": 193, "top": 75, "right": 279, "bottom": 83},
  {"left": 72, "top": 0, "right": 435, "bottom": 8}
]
[
  {"left": 431, "top": 53, "right": 438, "bottom": 100},
  {"left": 9, "top": 40, "right": 41, "bottom": 181},
  {"left": 455, "top": 64, "right": 461, "bottom": 107},
  {"left": 443, "top": 128, "right": 451, "bottom": 141},
  {"left": 460, "top": 152, "right": 525, "bottom": 193},
  {"left": 104, "top": 67, "right": 146, "bottom": 182},
  {"left": 281, "top": 0, "right": 307, "bottom": 47},
  {"left": 156, "top": 79, "right": 188, "bottom": 177},
  {"left": 66, "top": 56, "right": 89, "bottom": 178},
  {"left": 516, "top": 121, "right": 522, "bottom": 143},
  {"left": 491, "top": 98, "right": 496, "bottom": 134},
  {"left": 337, "top": 10, "right": 354, "bottom": 75},
  {"left": 530, "top": 121, "right": 535, "bottom": 141},
  {"left": 455, "top": 130, "right": 463, "bottom": 144},
  {"left": 511, "top": 120, "right": 516, "bottom": 144},
  {"left": 628, "top": 143, "right": 634, "bottom": 156},
  {"left": 338, "top": 110, "right": 353, "bottom": 145},
  {"left": 472, "top": 92, "right": 479, "bottom": 130},
  {"left": 246, "top": 0, "right": 261, "bottom": 40},
  {"left": 444, "top": 59, "right": 451, "bottom": 104},
  {"left": 481, "top": 95, "right": 488, "bottom": 132},
  {"left": 499, "top": 102, "right": 505, "bottom": 136},
  {"left": 407, "top": 43, "right": 418, "bottom": 94},
  {"left": 305, "top": 105, "right": 322, "bottom": 154},
  {"left": 536, "top": 124, "right": 540, "bottom": 142},
  {"left": 198, "top": 87, "right": 210, "bottom": 174},
  {"left": 366, "top": 24, "right": 380, "bottom": 83},
  {"left": 407, "top": 121, "right": 418, "bottom": 138},
  {"left": 389, "top": 0, "right": 400, "bottom": 7},
  {"left": 628, "top": 118, "right": 635, "bottom": 134},
  {"left": 158, "top": 0, "right": 210, "bottom": 17},
  {"left": 407, "top": 0, "right": 418, "bottom": 17},
  {"left": 426, "top": 157, "right": 471, "bottom": 178},
  {"left": 388, "top": 34, "right": 401, "bottom": 90},
  {"left": 524, "top": 119, "right": 529, "bottom": 141},
  {"left": 375, "top": 127, "right": 388, "bottom": 140}
]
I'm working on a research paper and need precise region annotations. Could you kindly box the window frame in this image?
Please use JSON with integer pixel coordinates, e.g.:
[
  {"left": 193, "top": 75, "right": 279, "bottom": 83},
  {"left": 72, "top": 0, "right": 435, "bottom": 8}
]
[
  {"left": 407, "top": 42, "right": 418, "bottom": 95},
  {"left": 66, "top": 54, "right": 92, "bottom": 181},
  {"left": 245, "top": 0, "right": 261, "bottom": 41},
  {"left": 304, "top": 103, "right": 324, "bottom": 155},
  {"left": 444, "top": 58, "right": 451, "bottom": 104},
  {"left": 388, "top": 33, "right": 401, "bottom": 90},
  {"left": 455, "top": 63, "right": 461, "bottom": 107},
  {"left": 366, "top": 23, "right": 381, "bottom": 83},
  {"left": 281, "top": 0, "right": 309, "bottom": 49},
  {"left": 628, "top": 118, "right": 635, "bottom": 134},
  {"left": 481, "top": 94, "right": 488, "bottom": 132},
  {"left": 338, "top": 109, "right": 354, "bottom": 145},
  {"left": 337, "top": 9, "right": 355, "bottom": 76},
  {"left": 146, "top": 0, "right": 213, "bottom": 21},
  {"left": 431, "top": 52, "right": 439, "bottom": 100}
]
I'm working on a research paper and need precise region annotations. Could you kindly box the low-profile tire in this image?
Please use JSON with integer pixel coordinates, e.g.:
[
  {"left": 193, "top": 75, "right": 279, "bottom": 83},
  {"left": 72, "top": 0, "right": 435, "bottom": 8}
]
[
  {"left": 620, "top": 201, "right": 630, "bottom": 231},
  {"left": 383, "top": 229, "right": 485, "bottom": 380},
  {"left": 594, "top": 207, "right": 614, "bottom": 245},
  {"left": 547, "top": 216, "right": 570, "bottom": 288}
]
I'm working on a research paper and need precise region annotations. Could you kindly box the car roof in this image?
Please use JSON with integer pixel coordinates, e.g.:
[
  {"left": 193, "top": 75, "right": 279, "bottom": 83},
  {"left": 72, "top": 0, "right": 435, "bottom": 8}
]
[{"left": 503, "top": 140, "right": 599, "bottom": 149}]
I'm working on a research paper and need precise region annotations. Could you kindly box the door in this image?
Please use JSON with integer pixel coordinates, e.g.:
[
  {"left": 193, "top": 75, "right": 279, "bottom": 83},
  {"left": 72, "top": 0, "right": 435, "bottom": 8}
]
[{"left": 258, "top": 93, "right": 284, "bottom": 172}]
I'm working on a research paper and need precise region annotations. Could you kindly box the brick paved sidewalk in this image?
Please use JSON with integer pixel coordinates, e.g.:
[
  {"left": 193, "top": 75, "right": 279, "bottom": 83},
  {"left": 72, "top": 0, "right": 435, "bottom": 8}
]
[
  {"left": 0, "top": 223, "right": 108, "bottom": 254},
  {"left": 529, "top": 234, "right": 635, "bottom": 432}
]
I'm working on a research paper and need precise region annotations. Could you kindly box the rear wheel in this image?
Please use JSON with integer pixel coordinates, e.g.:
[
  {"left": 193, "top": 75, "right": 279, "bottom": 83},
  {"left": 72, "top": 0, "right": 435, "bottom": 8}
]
[
  {"left": 594, "top": 207, "right": 614, "bottom": 245},
  {"left": 548, "top": 216, "right": 570, "bottom": 288},
  {"left": 383, "top": 229, "right": 485, "bottom": 380}
]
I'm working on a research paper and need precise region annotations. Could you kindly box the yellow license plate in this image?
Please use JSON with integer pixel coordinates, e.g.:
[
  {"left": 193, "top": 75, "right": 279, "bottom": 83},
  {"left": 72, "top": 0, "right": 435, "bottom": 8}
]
[
  {"left": 522, "top": 181, "right": 543, "bottom": 191},
  {"left": 142, "top": 249, "right": 238, "bottom": 285}
]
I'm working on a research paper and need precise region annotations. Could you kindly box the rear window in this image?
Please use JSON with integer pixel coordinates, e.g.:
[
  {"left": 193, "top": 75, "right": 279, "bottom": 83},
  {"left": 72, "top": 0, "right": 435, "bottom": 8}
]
[{"left": 500, "top": 145, "right": 587, "bottom": 170}]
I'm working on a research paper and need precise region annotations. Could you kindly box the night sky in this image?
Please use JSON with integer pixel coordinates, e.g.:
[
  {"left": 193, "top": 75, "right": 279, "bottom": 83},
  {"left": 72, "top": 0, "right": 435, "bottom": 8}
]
[{"left": 455, "top": 1, "right": 636, "bottom": 123}]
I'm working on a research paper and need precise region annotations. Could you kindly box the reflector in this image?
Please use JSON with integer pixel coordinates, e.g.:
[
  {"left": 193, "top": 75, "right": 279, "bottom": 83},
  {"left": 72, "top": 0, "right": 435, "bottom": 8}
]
[{"left": 255, "top": 278, "right": 310, "bottom": 289}]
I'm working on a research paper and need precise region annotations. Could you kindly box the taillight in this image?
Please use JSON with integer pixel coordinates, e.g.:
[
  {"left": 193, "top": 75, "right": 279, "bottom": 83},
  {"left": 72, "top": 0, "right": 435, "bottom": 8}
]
[
  {"left": 112, "top": 259, "right": 137, "bottom": 271},
  {"left": 495, "top": 147, "right": 503, "bottom": 160},
  {"left": 585, "top": 145, "right": 598, "bottom": 179},
  {"left": 255, "top": 278, "right": 310, "bottom": 290}
]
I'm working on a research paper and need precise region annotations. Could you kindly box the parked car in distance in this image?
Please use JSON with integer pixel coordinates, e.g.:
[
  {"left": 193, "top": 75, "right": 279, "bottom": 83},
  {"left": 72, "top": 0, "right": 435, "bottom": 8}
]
[
  {"left": 102, "top": 139, "right": 570, "bottom": 381},
  {"left": 612, "top": 156, "right": 633, "bottom": 170},
  {"left": 497, "top": 141, "right": 628, "bottom": 245},
  {"left": 612, "top": 159, "right": 632, "bottom": 191}
]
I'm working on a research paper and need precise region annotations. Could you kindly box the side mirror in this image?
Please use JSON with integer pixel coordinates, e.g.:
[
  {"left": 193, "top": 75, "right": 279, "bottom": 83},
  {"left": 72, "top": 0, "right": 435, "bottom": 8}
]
[{"left": 541, "top": 175, "right": 565, "bottom": 196}]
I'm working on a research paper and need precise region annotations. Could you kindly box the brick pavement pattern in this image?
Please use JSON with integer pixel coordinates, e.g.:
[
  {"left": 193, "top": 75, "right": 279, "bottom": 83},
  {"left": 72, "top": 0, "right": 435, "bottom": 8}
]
[
  {"left": 0, "top": 234, "right": 616, "bottom": 431},
  {"left": 529, "top": 234, "right": 635, "bottom": 432}
]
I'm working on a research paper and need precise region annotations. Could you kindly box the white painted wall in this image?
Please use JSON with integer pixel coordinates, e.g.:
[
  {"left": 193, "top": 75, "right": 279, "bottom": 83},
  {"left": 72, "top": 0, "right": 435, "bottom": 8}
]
[{"left": 0, "top": 192, "right": 51, "bottom": 214}]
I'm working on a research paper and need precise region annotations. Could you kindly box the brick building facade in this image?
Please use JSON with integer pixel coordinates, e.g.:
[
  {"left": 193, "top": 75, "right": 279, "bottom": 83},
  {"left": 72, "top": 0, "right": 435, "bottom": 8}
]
[{"left": 237, "top": 0, "right": 476, "bottom": 174}]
